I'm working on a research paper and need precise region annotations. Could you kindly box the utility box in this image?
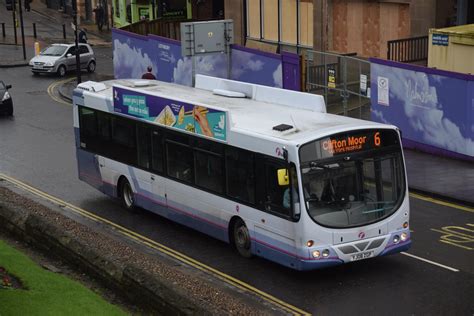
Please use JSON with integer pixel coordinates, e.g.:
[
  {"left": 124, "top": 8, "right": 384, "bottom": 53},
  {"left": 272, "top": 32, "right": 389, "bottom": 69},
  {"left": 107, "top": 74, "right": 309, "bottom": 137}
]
[
  {"left": 181, "top": 20, "right": 233, "bottom": 57},
  {"left": 428, "top": 24, "right": 474, "bottom": 74}
]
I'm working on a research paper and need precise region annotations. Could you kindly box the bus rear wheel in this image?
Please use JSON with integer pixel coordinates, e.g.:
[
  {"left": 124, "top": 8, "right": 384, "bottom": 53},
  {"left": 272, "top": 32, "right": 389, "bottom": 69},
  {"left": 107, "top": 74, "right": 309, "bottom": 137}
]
[
  {"left": 119, "top": 178, "right": 136, "bottom": 211},
  {"left": 232, "top": 218, "right": 252, "bottom": 258}
]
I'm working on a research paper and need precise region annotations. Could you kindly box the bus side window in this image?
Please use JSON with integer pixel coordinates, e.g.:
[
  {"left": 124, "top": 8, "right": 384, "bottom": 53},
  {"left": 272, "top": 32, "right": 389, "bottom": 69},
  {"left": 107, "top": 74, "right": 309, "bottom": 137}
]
[
  {"left": 137, "top": 125, "right": 151, "bottom": 170},
  {"left": 256, "top": 157, "right": 290, "bottom": 217},
  {"left": 225, "top": 147, "right": 255, "bottom": 204},
  {"left": 79, "top": 107, "right": 97, "bottom": 149},
  {"left": 166, "top": 141, "right": 193, "bottom": 183},
  {"left": 151, "top": 130, "right": 163, "bottom": 173}
]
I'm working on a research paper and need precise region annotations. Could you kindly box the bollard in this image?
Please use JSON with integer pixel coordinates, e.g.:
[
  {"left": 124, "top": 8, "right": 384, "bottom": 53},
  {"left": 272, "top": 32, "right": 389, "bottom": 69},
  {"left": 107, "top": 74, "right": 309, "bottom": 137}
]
[
  {"left": 62, "top": 24, "right": 66, "bottom": 39},
  {"left": 34, "top": 41, "right": 40, "bottom": 56},
  {"left": 33, "top": 22, "right": 37, "bottom": 38},
  {"left": 1, "top": 23, "right": 5, "bottom": 37}
]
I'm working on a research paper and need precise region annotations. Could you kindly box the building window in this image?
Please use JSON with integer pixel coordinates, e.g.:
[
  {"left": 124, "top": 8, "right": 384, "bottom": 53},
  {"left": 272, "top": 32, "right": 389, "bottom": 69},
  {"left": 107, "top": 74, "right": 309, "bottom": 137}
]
[
  {"left": 263, "top": 0, "right": 278, "bottom": 41},
  {"left": 281, "top": 0, "right": 297, "bottom": 44},
  {"left": 247, "top": 0, "right": 261, "bottom": 39},
  {"left": 246, "top": 0, "right": 313, "bottom": 48},
  {"left": 299, "top": 0, "right": 313, "bottom": 46}
]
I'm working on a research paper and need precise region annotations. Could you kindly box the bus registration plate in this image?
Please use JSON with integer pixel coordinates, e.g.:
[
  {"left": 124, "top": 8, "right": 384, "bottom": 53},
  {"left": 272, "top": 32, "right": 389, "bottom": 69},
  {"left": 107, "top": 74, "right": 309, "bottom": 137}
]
[{"left": 351, "top": 251, "right": 374, "bottom": 261}]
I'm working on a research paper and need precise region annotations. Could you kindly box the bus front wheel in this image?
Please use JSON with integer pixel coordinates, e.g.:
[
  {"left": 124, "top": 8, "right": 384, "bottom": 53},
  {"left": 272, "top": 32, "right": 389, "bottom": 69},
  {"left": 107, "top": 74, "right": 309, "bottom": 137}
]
[
  {"left": 232, "top": 218, "right": 252, "bottom": 258},
  {"left": 119, "top": 178, "right": 136, "bottom": 211}
]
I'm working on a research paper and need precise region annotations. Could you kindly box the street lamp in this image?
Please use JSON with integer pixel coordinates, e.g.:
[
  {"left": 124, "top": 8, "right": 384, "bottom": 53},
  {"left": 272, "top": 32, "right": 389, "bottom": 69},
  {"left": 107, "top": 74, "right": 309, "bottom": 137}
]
[{"left": 72, "top": 0, "right": 81, "bottom": 84}]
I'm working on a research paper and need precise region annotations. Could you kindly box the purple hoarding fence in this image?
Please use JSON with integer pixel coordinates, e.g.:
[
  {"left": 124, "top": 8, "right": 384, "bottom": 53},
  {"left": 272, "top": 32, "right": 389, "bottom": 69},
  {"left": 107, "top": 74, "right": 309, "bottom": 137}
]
[
  {"left": 112, "top": 29, "right": 301, "bottom": 91},
  {"left": 370, "top": 57, "right": 474, "bottom": 161},
  {"left": 281, "top": 51, "right": 301, "bottom": 91}
]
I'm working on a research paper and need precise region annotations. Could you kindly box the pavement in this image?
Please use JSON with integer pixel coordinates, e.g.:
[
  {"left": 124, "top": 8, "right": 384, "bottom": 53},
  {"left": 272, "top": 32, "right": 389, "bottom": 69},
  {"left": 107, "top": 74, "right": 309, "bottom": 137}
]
[
  {"left": 1, "top": 1, "right": 472, "bottom": 207},
  {"left": 0, "top": 0, "right": 111, "bottom": 67}
]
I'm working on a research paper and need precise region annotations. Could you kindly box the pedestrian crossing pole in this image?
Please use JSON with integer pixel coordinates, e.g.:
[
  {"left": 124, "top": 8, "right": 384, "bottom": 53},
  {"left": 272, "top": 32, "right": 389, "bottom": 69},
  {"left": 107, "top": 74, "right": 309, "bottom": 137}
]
[
  {"left": 18, "top": 0, "right": 26, "bottom": 60},
  {"left": 72, "top": 0, "right": 81, "bottom": 84},
  {"left": 12, "top": 0, "right": 17, "bottom": 44}
]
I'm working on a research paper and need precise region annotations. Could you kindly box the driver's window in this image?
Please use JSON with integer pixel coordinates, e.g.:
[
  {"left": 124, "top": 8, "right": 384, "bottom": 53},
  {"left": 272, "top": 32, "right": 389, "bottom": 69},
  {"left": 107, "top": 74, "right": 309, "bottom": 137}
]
[
  {"left": 263, "top": 160, "right": 291, "bottom": 217},
  {"left": 66, "top": 47, "right": 76, "bottom": 56}
]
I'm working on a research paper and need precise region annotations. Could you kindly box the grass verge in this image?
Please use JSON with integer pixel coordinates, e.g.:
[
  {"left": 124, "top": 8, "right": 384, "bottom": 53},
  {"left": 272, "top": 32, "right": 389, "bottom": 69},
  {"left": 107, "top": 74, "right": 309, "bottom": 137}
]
[{"left": 0, "top": 239, "right": 126, "bottom": 315}]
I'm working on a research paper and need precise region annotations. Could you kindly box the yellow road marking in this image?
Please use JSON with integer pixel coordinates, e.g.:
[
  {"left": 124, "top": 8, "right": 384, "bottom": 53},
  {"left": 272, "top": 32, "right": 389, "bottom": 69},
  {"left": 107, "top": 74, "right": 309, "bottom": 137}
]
[
  {"left": 409, "top": 192, "right": 474, "bottom": 213},
  {"left": 47, "top": 78, "right": 75, "bottom": 106},
  {"left": 0, "top": 173, "right": 310, "bottom": 316}
]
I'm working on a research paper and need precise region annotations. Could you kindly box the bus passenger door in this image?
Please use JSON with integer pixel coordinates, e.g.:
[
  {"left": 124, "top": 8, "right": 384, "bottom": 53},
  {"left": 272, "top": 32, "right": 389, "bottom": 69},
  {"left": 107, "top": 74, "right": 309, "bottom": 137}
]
[{"left": 254, "top": 157, "right": 299, "bottom": 269}]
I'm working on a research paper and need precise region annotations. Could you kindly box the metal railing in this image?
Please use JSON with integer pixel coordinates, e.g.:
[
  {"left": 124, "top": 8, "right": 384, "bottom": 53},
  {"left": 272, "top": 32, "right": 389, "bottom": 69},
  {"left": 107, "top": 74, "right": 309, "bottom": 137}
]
[
  {"left": 387, "top": 35, "right": 428, "bottom": 64},
  {"left": 305, "top": 50, "right": 371, "bottom": 120}
]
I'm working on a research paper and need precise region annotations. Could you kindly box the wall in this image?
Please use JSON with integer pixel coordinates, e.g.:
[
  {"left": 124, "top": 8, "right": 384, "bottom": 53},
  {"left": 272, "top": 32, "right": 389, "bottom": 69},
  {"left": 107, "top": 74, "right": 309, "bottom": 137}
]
[
  {"left": 370, "top": 58, "right": 474, "bottom": 160},
  {"left": 112, "top": 29, "right": 298, "bottom": 90},
  {"left": 410, "top": 0, "right": 436, "bottom": 37},
  {"left": 330, "top": 0, "right": 410, "bottom": 58},
  {"left": 224, "top": 0, "right": 244, "bottom": 45}
]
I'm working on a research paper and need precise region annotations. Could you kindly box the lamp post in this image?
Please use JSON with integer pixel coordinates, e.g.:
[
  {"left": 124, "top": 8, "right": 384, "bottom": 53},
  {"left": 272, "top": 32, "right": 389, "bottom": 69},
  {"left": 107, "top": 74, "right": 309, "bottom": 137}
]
[
  {"left": 18, "top": 0, "right": 26, "bottom": 60},
  {"left": 72, "top": 0, "right": 81, "bottom": 84}
]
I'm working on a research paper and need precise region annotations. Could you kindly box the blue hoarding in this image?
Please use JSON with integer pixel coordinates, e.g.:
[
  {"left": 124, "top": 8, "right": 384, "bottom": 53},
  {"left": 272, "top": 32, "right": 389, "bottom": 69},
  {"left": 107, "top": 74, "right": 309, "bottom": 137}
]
[{"left": 370, "top": 58, "right": 474, "bottom": 159}]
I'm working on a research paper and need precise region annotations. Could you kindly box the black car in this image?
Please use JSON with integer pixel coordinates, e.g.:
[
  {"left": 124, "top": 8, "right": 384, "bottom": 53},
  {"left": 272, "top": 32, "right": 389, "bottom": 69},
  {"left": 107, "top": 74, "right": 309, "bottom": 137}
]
[{"left": 0, "top": 81, "right": 13, "bottom": 116}]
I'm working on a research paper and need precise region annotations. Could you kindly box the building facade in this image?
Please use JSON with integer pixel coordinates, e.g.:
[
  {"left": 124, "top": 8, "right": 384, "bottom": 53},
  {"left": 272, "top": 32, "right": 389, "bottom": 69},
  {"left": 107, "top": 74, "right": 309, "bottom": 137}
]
[{"left": 232, "top": 0, "right": 473, "bottom": 58}]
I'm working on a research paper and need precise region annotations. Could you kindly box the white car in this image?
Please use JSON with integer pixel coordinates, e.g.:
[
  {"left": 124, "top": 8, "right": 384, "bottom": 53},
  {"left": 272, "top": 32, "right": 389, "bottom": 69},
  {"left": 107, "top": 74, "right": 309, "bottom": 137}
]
[{"left": 29, "top": 43, "right": 96, "bottom": 77}]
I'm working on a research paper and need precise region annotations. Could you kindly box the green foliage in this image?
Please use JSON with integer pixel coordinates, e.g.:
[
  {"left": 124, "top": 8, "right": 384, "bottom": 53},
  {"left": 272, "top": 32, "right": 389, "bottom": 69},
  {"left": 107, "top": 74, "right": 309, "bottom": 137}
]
[{"left": 0, "top": 239, "right": 126, "bottom": 315}]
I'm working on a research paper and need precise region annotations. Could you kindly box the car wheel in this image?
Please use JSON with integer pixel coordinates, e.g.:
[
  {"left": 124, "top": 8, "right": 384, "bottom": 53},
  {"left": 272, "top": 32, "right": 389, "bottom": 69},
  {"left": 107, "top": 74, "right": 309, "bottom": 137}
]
[
  {"left": 87, "top": 61, "right": 96, "bottom": 73},
  {"left": 232, "top": 218, "right": 252, "bottom": 258},
  {"left": 7, "top": 105, "right": 13, "bottom": 116},
  {"left": 57, "top": 65, "right": 66, "bottom": 77}
]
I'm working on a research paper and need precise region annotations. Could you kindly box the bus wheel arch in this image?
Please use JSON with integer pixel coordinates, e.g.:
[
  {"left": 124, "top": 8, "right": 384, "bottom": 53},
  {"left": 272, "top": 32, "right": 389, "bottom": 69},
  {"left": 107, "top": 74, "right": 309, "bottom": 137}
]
[
  {"left": 117, "top": 176, "right": 136, "bottom": 211},
  {"left": 229, "top": 216, "right": 253, "bottom": 258}
]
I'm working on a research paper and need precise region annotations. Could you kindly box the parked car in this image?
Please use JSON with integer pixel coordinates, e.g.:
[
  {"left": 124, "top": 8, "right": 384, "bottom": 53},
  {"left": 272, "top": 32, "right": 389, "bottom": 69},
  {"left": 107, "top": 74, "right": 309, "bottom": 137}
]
[
  {"left": 5, "top": 0, "right": 13, "bottom": 10},
  {"left": 0, "top": 81, "right": 13, "bottom": 116},
  {"left": 29, "top": 43, "right": 96, "bottom": 77}
]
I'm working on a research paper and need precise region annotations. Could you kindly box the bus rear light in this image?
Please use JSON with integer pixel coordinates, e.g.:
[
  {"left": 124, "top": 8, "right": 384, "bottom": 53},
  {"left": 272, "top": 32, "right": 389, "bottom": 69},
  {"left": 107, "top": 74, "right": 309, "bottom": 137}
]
[
  {"left": 403, "top": 221, "right": 409, "bottom": 229},
  {"left": 322, "top": 249, "right": 330, "bottom": 257},
  {"left": 312, "top": 250, "right": 321, "bottom": 258},
  {"left": 401, "top": 232, "right": 408, "bottom": 241},
  {"left": 393, "top": 235, "right": 400, "bottom": 244},
  {"left": 306, "top": 240, "right": 314, "bottom": 247}
]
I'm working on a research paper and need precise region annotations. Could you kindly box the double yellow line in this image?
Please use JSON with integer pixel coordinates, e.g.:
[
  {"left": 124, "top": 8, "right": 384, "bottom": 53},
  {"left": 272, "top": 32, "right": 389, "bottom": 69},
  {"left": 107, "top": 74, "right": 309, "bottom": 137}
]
[
  {"left": 47, "top": 78, "right": 75, "bottom": 106},
  {"left": 409, "top": 192, "right": 473, "bottom": 213},
  {"left": 0, "top": 172, "right": 310, "bottom": 316}
]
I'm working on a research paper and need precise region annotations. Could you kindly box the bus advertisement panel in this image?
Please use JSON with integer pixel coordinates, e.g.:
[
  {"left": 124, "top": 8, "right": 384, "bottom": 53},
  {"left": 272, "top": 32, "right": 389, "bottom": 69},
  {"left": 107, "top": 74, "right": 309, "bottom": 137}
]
[{"left": 113, "top": 86, "right": 227, "bottom": 141}]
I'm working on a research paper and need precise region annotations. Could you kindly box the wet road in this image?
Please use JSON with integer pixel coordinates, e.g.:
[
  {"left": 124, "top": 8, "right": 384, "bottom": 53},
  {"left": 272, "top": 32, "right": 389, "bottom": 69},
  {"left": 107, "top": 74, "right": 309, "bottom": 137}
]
[{"left": 1, "top": 54, "right": 473, "bottom": 314}]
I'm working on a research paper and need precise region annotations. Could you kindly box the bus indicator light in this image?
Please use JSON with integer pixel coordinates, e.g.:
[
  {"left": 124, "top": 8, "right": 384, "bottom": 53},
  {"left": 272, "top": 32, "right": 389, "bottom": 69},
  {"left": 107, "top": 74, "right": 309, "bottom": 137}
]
[{"left": 306, "top": 240, "right": 314, "bottom": 247}]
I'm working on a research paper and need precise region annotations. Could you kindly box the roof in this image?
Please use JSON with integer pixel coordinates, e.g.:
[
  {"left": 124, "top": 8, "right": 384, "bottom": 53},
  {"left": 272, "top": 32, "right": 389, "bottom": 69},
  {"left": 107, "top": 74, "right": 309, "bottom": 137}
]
[
  {"left": 82, "top": 77, "right": 388, "bottom": 145},
  {"left": 430, "top": 23, "right": 474, "bottom": 37}
]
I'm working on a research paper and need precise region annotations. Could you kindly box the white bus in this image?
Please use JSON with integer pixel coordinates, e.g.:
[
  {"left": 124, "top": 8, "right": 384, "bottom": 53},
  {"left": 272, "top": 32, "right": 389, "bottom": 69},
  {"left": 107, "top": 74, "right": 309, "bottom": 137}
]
[{"left": 73, "top": 75, "right": 411, "bottom": 271}]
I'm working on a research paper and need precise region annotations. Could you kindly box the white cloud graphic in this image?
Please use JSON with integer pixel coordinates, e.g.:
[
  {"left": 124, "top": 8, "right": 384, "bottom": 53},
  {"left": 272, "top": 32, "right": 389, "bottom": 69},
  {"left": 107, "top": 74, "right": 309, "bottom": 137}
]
[
  {"left": 173, "top": 54, "right": 228, "bottom": 86},
  {"left": 273, "top": 63, "right": 282, "bottom": 88},
  {"left": 113, "top": 39, "right": 157, "bottom": 79},
  {"left": 376, "top": 65, "right": 473, "bottom": 156}
]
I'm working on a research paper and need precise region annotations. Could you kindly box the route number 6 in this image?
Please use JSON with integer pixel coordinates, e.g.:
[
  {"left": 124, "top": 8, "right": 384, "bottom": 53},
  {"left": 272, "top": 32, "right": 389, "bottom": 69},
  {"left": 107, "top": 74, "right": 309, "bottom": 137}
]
[{"left": 374, "top": 132, "right": 381, "bottom": 146}]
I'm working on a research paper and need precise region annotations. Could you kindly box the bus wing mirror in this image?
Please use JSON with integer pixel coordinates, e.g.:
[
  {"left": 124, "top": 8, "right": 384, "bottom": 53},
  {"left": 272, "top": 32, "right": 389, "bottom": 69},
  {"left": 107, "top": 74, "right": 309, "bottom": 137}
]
[{"left": 277, "top": 168, "right": 289, "bottom": 186}]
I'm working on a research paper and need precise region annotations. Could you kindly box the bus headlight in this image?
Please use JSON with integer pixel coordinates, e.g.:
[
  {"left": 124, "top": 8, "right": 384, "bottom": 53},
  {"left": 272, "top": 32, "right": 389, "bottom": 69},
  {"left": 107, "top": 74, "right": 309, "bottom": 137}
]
[
  {"left": 322, "top": 249, "right": 330, "bottom": 257},
  {"left": 393, "top": 235, "right": 400, "bottom": 244},
  {"left": 400, "top": 232, "right": 408, "bottom": 242},
  {"left": 312, "top": 250, "right": 321, "bottom": 258}
]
